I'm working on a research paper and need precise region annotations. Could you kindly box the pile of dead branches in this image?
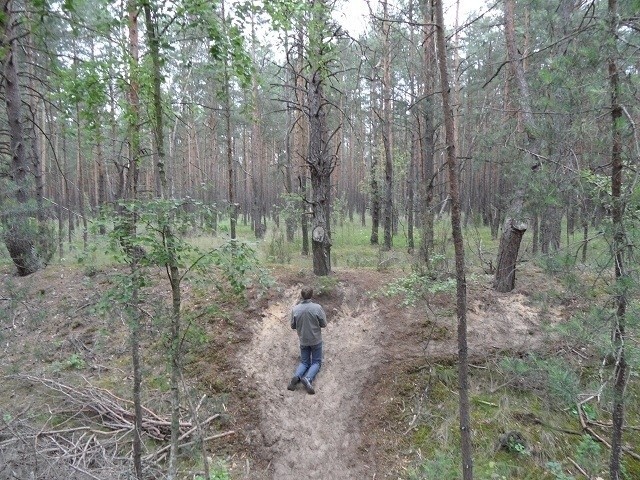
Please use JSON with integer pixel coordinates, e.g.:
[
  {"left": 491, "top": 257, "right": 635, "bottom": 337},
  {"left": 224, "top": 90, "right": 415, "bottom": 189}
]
[
  {"left": 1, "top": 410, "right": 136, "bottom": 480},
  {"left": 0, "top": 375, "right": 233, "bottom": 479}
]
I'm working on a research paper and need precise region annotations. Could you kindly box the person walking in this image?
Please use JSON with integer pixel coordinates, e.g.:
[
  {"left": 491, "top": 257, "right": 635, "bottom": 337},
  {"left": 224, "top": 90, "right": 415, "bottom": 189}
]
[{"left": 288, "top": 286, "right": 327, "bottom": 394}]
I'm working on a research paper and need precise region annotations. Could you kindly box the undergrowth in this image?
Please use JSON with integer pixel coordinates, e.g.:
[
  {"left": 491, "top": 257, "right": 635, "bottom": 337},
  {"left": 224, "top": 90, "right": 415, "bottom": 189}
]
[
  {"left": 1, "top": 216, "right": 638, "bottom": 479},
  {"left": 400, "top": 359, "right": 639, "bottom": 479},
  {"left": 381, "top": 272, "right": 456, "bottom": 306}
]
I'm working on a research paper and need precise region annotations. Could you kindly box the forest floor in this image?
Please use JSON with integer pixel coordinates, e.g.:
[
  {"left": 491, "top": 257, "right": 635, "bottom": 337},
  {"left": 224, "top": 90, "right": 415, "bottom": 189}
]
[{"left": 0, "top": 261, "right": 574, "bottom": 479}]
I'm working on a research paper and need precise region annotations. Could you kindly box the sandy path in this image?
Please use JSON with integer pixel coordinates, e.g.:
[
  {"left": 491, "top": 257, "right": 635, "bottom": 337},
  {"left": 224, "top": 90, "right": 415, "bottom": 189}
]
[{"left": 241, "top": 283, "right": 383, "bottom": 479}]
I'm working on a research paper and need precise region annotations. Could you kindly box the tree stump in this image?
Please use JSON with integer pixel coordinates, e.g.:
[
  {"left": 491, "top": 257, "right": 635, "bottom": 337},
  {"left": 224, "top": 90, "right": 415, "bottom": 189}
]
[{"left": 494, "top": 218, "right": 527, "bottom": 292}]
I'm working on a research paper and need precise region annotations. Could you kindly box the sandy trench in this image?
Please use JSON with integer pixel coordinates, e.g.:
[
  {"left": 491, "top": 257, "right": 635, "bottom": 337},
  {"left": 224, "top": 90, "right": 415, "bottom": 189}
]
[
  {"left": 240, "top": 283, "right": 384, "bottom": 480},
  {"left": 236, "top": 273, "right": 559, "bottom": 479}
]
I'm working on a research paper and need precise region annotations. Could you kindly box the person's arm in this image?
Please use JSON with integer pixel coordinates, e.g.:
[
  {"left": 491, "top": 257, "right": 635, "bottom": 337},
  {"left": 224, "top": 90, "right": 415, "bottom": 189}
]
[
  {"left": 318, "top": 306, "right": 327, "bottom": 328},
  {"left": 291, "top": 310, "right": 297, "bottom": 329}
]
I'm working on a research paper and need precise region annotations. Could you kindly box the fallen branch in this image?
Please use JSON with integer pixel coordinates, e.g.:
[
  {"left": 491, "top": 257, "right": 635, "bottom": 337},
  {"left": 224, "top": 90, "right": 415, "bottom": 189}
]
[
  {"left": 567, "top": 457, "right": 589, "bottom": 478},
  {"left": 576, "top": 403, "right": 640, "bottom": 462},
  {"left": 144, "top": 422, "right": 230, "bottom": 460}
]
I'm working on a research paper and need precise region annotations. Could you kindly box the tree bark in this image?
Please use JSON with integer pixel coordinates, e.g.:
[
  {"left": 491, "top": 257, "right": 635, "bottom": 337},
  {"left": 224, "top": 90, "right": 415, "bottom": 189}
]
[
  {"left": 125, "top": 2, "right": 143, "bottom": 478},
  {"left": 494, "top": 0, "right": 539, "bottom": 292},
  {"left": 607, "top": 1, "right": 627, "bottom": 478},
  {"left": 308, "top": 0, "right": 333, "bottom": 276},
  {"left": 495, "top": 218, "right": 526, "bottom": 292},
  {"left": 74, "top": 95, "right": 88, "bottom": 251},
  {"left": 1, "top": 0, "right": 44, "bottom": 276},
  {"left": 369, "top": 77, "right": 380, "bottom": 246},
  {"left": 434, "top": 2, "right": 473, "bottom": 478},
  {"left": 407, "top": 0, "right": 418, "bottom": 253},
  {"left": 284, "top": 34, "right": 295, "bottom": 243},
  {"left": 407, "top": 130, "right": 416, "bottom": 253},
  {"left": 294, "top": 25, "right": 309, "bottom": 256},
  {"left": 249, "top": 14, "right": 265, "bottom": 240},
  {"left": 220, "top": 0, "right": 237, "bottom": 240},
  {"left": 382, "top": 0, "right": 393, "bottom": 250},
  {"left": 419, "top": 0, "right": 435, "bottom": 267}
]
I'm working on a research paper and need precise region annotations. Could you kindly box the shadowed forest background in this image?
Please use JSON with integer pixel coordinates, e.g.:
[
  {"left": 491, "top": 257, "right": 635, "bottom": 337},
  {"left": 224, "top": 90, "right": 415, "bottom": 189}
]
[{"left": 1, "top": 0, "right": 639, "bottom": 479}]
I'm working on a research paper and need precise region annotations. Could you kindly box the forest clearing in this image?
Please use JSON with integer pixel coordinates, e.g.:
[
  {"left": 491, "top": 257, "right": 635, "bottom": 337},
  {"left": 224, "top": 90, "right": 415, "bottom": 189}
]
[{"left": 1, "top": 0, "right": 639, "bottom": 478}]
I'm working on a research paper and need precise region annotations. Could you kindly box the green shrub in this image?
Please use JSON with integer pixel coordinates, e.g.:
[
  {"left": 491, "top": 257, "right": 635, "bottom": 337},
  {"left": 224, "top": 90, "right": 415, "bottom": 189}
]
[
  {"left": 65, "top": 353, "right": 86, "bottom": 370},
  {"left": 314, "top": 275, "right": 338, "bottom": 296},
  {"left": 265, "top": 230, "right": 292, "bottom": 264},
  {"left": 575, "top": 434, "right": 603, "bottom": 477},
  {"left": 382, "top": 272, "right": 455, "bottom": 306},
  {"left": 500, "top": 356, "right": 580, "bottom": 407},
  {"left": 539, "top": 252, "right": 576, "bottom": 274},
  {"left": 546, "top": 461, "right": 575, "bottom": 480}
]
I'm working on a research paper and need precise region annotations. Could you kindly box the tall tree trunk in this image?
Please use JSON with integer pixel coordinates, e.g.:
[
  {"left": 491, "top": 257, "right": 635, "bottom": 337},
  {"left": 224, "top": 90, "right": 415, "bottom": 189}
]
[
  {"left": 434, "top": 1, "right": 473, "bottom": 478},
  {"left": 144, "top": 1, "right": 195, "bottom": 478},
  {"left": 96, "top": 129, "right": 106, "bottom": 235},
  {"left": 308, "top": 0, "right": 332, "bottom": 276},
  {"left": 89, "top": 37, "right": 106, "bottom": 223},
  {"left": 74, "top": 98, "right": 88, "bottom": 251},
  {"left": 494, "top": 0, "right": 541, "bottom": 292},
  {"left": 407, "top": 130, "right": 416, "bottom": 253},
  {"left": 382, "top": 0, "right": 393, "bottom": 250},
  {"left": 531, "top": 215, "right": 539, "bottom": 255},
  {"left": 369, "top": 78, "right": 380, "bottom": 245},
  {"left": 62, "top": 134, "right": 74, "bottom": 246},
  {"left": 250, "top": 16, "right": 265, "bottom": 240},
  {"left": 581, "top": 217, "right": 588, "bottom": 264},
  {"left": 407, "top": 0, "right": 417, "bottom": 253},
  {"left": 284, "top": 34, "right": 296, "bottom": 242},
  {"left": 26, "top": 25, "right": 45, "bottom": 227},
  {"left": 143, "top": 2, "right": 166, "bottom": 199},
  {"left": 126, "top": 2, "right": 143, "bottom": 478},
  {"left": 419, "top": 0, "right": 435, "bottom": 268},
  {"left": 1, "top": 0, "right": 44, "bottom": 276},
  {"left": 296, "top": 25, "right": 309, "bottom": 255},
  {"left": 220, "top": 0, "right": 237, "bottom": 240},
  {"left": 607, "top": 1, "right": 627, "bottom": 477}
]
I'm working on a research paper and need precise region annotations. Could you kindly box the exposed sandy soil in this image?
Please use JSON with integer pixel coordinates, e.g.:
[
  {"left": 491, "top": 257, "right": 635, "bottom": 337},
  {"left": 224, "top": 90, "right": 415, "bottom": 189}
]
[
  {"left": 227, "top": 267, "right": 569, "bottom": 480},
  {"left": 237, "top": 274, "right": 386, "bottom": 479},
  {"left": 0, "top": 263, "right": 572, "bottom": 479}
]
